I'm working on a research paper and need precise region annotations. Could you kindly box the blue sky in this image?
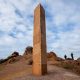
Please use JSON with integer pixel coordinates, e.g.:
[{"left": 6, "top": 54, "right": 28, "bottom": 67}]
[{"left": 0, "top": 0, "right": 80, "bottom": 59}]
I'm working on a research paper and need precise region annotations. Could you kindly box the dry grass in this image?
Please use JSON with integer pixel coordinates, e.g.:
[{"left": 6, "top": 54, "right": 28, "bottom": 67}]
[
  {"left": 54, "top": 60, "right": 80, "bottom": 75},
  {"left": 0, "top": 67, "right": 32, "bottom": 80},
  {"left": 0, "top": 61, "right": 80, "bottom": 80},
  {"left": 0, "top": 65, "right": 5, "bottom": 71},
  {"left": 0, "top": 65, "right": 32, "bottom": 80}
]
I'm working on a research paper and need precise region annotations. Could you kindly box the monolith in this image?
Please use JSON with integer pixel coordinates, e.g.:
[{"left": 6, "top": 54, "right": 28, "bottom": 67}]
[{"left": 33, "top": 4, "right": 47, "bottom": 76}]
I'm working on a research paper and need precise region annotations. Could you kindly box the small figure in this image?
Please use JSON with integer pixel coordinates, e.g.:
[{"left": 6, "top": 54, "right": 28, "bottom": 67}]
[
  {"left": 71, "top": 53, "right": 74, "bottom": 60},
  {"left": 64, "top": 55, "right": 67, "bottom": 60}
]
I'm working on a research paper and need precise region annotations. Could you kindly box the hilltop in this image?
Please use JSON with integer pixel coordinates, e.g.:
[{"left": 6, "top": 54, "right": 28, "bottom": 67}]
[{"left": 0, "top": 46, "right": 80, "bottom": 80}]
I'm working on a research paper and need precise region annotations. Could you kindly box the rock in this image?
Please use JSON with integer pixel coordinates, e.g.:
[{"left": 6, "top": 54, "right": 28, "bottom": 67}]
[
  {"left": 22, "top": 46, "right": 33, "bottom": 65},
  {"left": 57, "top": 57, "right": 64, "bottom": 61},
  {"left": 77, "top": 58, "right": 80, "bottom": 61},
  {"left": 7, "top": 55, "right": 22, "bottom": 64},
  {"left": 7, "top": 57, "right": 16, "bottom": 63},
  {"left": 23, "top": 46, "right": 33, "bottom": 60},
  {"left": 47, "top": 52, "right": 58, "bottom": 61},
  {"left": 11, "top": 51, "right": 19, "bottom": 57},
  {"left": 27, "top": 59, "right": 33, "bottom": 65},
  {"left": 66, "top": 58, "right": 73, "bottom": 60},
  {"left": 23, "top": 46, "right": 33, "bottom": 56},
  {"left": 0, "top": 51, "right": 20, "bottom": 64},
  {"left": 0, "top": 59, "right": 6, "bottom": 64}
]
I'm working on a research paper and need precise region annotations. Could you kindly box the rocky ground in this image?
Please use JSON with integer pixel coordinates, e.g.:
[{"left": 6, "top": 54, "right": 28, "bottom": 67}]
[
  {"left": 0, "top": 47, "right": 80, "bottom": 80},
  {"left": 0, "top": 61, "right": 80, "bottom": 80}
]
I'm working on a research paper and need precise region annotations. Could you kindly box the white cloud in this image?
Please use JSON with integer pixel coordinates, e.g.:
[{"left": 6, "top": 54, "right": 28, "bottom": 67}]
[
  {"left": 0, "top": 0, "right": 80, "bottom": 59},
  {"left": 45, "top": 0, "right": 80, "bottom": 59},
  {"left": 48, "top": 26, "right": 80, "bottom": 59},
  {"left": 46, "top": 0, "right": 80, "bottom": 28}
]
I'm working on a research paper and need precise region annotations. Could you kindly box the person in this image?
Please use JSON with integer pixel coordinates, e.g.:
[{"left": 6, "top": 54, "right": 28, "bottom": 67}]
[
  {"left": 71, "top": 53, "right": 74, "bottom": 60},
  {"left": 64, "top": 55, "right": 67, "bottom": 60}
]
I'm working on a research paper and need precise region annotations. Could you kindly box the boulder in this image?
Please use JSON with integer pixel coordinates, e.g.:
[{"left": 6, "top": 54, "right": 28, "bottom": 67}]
[
  {"left": 0, "top": 51, "right": 20, "bottom": 64},
  {"left": 11, "top": 51, "right": 19, "bottom": 57},
  {"left": 77, "top": 58, "right": 80, "bottom": 61},
  {"left": 47, "top": 52, "right": 58, "bottom": 61},
  {"left": 23, "top": 46, "right": 33, "bottom": 56}
]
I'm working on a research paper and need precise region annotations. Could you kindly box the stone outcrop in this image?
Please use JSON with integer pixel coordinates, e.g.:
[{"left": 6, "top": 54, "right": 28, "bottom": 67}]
[
  {"left": 23, "top": 46, "right": 33, "bottom": 60},
  {"left": 23, "top": 46, "right": 33, "bottom": 65},
  {"left": 0, "top": 51, "right": 20, "bottom": 64},
  {"left": 77, "top": 58, "right": 80, "bottom": 61},
  {"left": 23, "top": 46, "right": 33, "bottom": 56},
  {"left": 47, "top": 52, "right": 57, "bottom": 61},
  {"left": 11, "top": 52, "right": 19, "bottom": 57}
]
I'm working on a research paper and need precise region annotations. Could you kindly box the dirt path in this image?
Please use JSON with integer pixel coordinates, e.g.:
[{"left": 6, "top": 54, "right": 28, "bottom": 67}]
[{"left": 0, "top": 62, "right": 80, "bottom": 80}]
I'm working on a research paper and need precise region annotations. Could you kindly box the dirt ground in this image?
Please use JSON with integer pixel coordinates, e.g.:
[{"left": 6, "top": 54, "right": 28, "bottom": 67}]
[{"left": 0, "top": 61, "right": 80, "bottom": 80}]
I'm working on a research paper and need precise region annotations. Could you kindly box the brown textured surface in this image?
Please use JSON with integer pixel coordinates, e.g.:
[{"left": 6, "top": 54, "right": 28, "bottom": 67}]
[
  {"left": 0, "top": 63, "right": 80, "bottom": 80},
  {"left": 33, "top": 4, "right": 47, "bottom": 76}
]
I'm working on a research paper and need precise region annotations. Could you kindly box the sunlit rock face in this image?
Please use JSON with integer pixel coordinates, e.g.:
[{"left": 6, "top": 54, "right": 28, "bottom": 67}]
[
  {"left": 47, "top": 52, "right": 57, "bottom": 61},
  {"left": 23, "top": 46, "right": 33, "bottom": 56},
  {"left": 77, "top": 58, "right": 80, "bottom": 61}
]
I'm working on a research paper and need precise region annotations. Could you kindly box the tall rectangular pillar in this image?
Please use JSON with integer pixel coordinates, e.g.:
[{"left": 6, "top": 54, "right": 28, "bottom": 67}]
[{"left": 33, "top": 4, "right": 47, "bottom": 76}]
